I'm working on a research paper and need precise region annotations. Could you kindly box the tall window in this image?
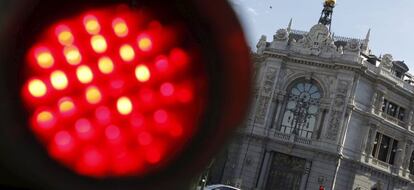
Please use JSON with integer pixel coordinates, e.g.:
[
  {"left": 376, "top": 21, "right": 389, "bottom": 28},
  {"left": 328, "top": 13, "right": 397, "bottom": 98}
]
[
  {"left": 381, "top": 99, "right": 405, "bottom": 121},
  {"left": 280, "top": 81, "right": 321, "bottom": 139},
  {"left": 371, "top": 132, "right": 398, "bottom": 165}
]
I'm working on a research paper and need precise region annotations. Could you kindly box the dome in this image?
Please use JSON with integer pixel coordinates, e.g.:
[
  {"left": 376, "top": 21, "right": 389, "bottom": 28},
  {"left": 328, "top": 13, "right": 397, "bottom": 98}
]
[{"left": 392, "top": 60, "right": 409, "bottom": 72}]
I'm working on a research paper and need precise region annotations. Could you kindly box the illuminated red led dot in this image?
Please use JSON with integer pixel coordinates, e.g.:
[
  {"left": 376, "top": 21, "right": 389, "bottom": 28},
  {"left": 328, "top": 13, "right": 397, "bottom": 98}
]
[
  {"left": 160, "top": 83, "right": 174, "bottom": 96},
  {"left": 56, "top": 25, "right": 74, "bottom": 46},
  {"left": 28, "top": 79, "right": 47, "bottom": 98},
  {"left": 112, "top": 18, "right": 128, "bottom": 37},
  {"left": 91, "top": 35, "right": 108, "bottom": 53},
  {"left": 52, "top": 131, "right": 75, "bottom": 157},
  {"left": 85, "top": 86, "right": 102, "bottom": 104},
  {"left": 64, "top": 46, "right": 82, "bottom": 65},
  {"left": 119, "top": 44, "right": 135, "bottom": 62},
  {"left": 116, "top": 96, "right": 133, "bottom": 115},
  {"left": 95, "top": 106, "right": 111, "bottom": 124},
  {"left": 137, "top": 35, "right": 152, "bottom": 52},
  {"left": 22, "top": 6, "right": 207, "bottom": 178},
  {"left": 76, "top": 65, "right": 93, "bottom": 84},
  {"left": 75, "top": 119, "right": 93, "bottom": 140},
  {"left": 58, "top": 97, "right": 75, "bottom": 116},
  {"left": 36, "top": 110, "right": 56, "bottom": 129},
  {"left": 155, "top": 56, "right": 169, "bottom": 71},
  {"left": 55, "top": 131, "right": 72, "bottom": 145},
  {"left": 35, "top": 48, "right": 54, "bottom": 69},
  {"left": 84, "top": 15, "right": 101, "bottom": 35},
  {"left": 105, "top": 125, "right": 121, "bottom": 140},
  {"left": 154, "top": 109, "right": 168, "bottom": 124},
  {"left": 98, "top": 56, "right": 114, "bottom": 74},
  {"left": 50, "top": 70, "right": 68, "bottom": 90},
  {"left": 135, "top": 65, "right": 151, "bottom": 82}
]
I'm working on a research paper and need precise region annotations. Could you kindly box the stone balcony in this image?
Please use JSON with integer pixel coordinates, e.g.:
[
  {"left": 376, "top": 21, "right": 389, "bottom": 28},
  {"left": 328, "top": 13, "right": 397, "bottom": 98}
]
[{"left": 362, "top": 60, "right": 414, "bottom": 94}]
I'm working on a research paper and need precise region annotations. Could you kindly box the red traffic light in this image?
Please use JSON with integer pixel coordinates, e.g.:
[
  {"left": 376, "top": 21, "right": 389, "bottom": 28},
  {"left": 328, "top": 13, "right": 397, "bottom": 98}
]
[
  {"left": 0, "top": 0, "right": 251, "bottom": 189},
  {"left": 21, "top": 5, "right": 208, "bottom": 177}
]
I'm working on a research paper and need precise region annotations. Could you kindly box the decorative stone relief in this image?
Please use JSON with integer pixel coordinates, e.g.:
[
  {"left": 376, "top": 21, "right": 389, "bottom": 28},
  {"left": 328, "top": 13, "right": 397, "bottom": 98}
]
[
  {"left": 380, "top": 54, "right": 393, "bottom": 71},
  {"left": 290, "top": 24, "right": 339, "bottom": 57},
  {"left": 275, "top": 29, "right": 288, "bottom": 41},
  {"left": 256, "top": 35, "right": 267, "bottom": 55},
  {"left": 261, "top": 67, "right": 278, "bottom": 97},
  {"left": 254, "top": 67, "right": 278, "bottom": 125},
  {"left": 277, "top": 68, "right": 298, "bottom": 92},
  {"left": 325, "top": 80, "right": 349, "bottom": 141},
  {"left": 338, "top": 45, "right": 343, "bottom": 54},
  {"left": 345, "top": 39, "right": 360, "bottom": 52},
  {"left": 255, "top": 96, "right": 270, "bottom": 125},
  {"left": 325, "top": 111, "right": 341, "bottom": 141}
]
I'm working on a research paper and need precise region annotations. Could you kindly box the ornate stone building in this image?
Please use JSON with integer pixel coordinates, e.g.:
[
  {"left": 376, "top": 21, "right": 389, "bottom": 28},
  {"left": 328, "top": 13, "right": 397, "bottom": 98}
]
[{"left": 208, "top": 1, "right": 414, "bottom": 190}]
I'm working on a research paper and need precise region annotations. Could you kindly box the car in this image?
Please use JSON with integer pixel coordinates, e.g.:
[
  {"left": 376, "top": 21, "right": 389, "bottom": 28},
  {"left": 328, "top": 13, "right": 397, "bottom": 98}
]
[{"left": 203, "top": 184, "right": 241, "bottom": 190}]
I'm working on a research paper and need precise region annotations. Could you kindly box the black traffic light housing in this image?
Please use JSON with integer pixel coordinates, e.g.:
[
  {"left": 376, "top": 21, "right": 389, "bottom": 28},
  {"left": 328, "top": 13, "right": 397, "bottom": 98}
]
[{"left": 0, "top": 0, "right": 251, "bottom": 189}]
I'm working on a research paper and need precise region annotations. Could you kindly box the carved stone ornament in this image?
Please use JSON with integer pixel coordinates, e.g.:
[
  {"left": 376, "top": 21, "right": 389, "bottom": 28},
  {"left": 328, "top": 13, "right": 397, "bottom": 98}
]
[
  {"left": 291, "top": 24, "right": 339, "bottom": 56},
  {"left": 380, "top": 54, "right": 393, "bottom": 70},
  {"left": 338, "top": 45, "right": 344, "bottom": 54},
  {"left": 346, "top": 39, "right": 360, "bottom": 52},
  {"left": 307, "top": 24, "right": 330, "bottom": 46},
  {"left": 254, "top": 96, "right": 270, "bottom": 125},
  {"left": 262, "top": 67, "right": 278, "bottom": 96},
  {"left": 325, "top": 80, "right": 349, "bottom": 141},
  {"left": 275, "top": 29, "right": 288, "bottom": 41},
  {"left": 256, "top": 35, "right": 267, "bottom": 54}
]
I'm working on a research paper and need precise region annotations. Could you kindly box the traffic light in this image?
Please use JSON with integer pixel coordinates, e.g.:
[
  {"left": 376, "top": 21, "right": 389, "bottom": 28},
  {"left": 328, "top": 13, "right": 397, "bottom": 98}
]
[{"left": 0, "top": 0, "right": 251, "bottom": 189}]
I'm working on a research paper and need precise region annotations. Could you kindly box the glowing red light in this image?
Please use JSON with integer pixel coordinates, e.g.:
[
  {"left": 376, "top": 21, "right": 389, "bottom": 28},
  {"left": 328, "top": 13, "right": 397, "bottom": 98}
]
[
  {"left": 154, "top": 109, "right": 168, "bottom": 124},
  {"left": 160, "top": 83, "right": 174, "bottom": 96},
  {"left": 105, "top": 125, "right": 121, "bottom": 140},
  {"left": 21, "top": 5, "right": 207, "bottom": 177}
]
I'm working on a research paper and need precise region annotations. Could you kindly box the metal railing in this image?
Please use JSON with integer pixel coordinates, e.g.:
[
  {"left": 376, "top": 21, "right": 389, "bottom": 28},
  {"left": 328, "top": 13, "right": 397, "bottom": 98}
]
[{"left": 279, "top": 125, "right": 313, "bottom": 139}]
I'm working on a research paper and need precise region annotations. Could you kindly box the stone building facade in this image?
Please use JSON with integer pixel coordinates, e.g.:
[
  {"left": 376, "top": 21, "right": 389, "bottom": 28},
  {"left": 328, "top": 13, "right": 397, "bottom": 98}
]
[{"left": 208, "top": 4, "right": 414, "bottom": 190}]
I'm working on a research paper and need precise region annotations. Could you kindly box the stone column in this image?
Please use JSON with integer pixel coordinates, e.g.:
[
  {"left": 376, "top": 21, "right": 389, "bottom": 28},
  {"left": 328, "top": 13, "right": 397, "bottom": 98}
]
[
  {"left": 360, "top": 124, "right": 371, "bottom": 156},
  {"left": 272, "top": 94, "right": 285, "bottom": 129},
  {"left": 370, "top": 91, "right": 378, "bottom": 113},
  {"left": 376, "top": 94, "right": 385, "bottom": 115},
  {"left": 365, "top": 124, "right": 378, "bottom": 162},
  {"left": 273, "top": 93, "right": 286, "bottom": 131},
  {"left": 402, "top": 141, "right": 414, "bottom": 177},
  {"left": 394, "top": 139, "right": 407, "bottom": 175},
  {"left": 406, "top": 110, "right": 413, "bottom": 130},
  {"left": 256, "top": 151, "right": 272, "bottom": 189},
  {"left": 312, "top": 102, "right": 329, "bottom": 140}
]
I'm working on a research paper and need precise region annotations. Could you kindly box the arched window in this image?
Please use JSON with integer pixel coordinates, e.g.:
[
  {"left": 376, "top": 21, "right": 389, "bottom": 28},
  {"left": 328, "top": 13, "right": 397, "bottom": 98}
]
[{"left": 280, "top": 81, "right": 321, "bottom": 139}]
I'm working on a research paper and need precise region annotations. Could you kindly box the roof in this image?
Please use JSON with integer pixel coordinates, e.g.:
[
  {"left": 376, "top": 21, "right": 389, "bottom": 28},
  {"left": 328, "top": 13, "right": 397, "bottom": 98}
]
[
  {"left": 289, "top": 29, "right": 363, "bottom": 48},
  {"left": 393, "top": 60, "right": 409, "bottom": 72}
]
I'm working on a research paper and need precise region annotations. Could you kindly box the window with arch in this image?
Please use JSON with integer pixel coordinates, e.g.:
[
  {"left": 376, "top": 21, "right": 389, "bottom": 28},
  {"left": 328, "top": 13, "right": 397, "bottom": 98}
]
[{"left": 280, "top": 80, "right": 321, "bottom": 139}]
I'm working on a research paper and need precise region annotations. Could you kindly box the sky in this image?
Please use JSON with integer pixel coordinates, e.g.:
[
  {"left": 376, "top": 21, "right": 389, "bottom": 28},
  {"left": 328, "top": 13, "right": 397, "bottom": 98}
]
[{"left": 229, "top": 0, "right": 414, "bottom": 70}]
